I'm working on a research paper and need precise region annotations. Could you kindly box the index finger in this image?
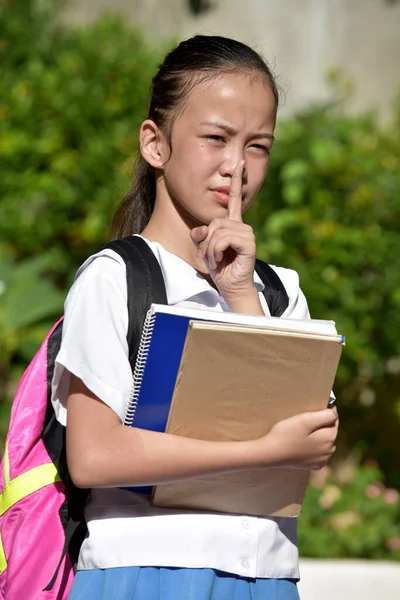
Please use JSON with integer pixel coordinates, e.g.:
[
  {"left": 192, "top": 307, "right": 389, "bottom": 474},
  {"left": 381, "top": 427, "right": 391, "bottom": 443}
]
[{"left": 228, "top": 160, "right": 245, "bottom": 221}]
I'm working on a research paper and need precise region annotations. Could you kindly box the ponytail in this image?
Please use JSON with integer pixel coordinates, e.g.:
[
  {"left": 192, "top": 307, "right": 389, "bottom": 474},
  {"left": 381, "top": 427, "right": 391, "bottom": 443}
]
[{"left": 111, "top": 156, "right": 156, "bottom": 239}]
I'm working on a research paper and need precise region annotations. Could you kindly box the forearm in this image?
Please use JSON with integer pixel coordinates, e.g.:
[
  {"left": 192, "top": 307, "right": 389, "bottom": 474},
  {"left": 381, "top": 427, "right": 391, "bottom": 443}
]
[
  {"left": 67, "top": 373, "right": 269, "bottom": 489},
  {"left": 69, "top": 423, "right": 259, "bottom": 489},
  {"left": 67, "top": 378, "right": 338, "bottom": 488}
]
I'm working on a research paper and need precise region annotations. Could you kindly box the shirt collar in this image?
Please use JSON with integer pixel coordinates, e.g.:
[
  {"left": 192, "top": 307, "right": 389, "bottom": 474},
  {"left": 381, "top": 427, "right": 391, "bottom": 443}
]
[{"left": 137, "top": 236, "right": 264, "bottom": 305}]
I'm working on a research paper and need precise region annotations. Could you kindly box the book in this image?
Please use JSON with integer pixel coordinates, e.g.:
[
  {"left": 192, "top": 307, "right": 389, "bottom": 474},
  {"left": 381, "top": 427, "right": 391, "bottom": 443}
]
[{"left": 124, "top": 304, "right": 344, "bottom": 517}]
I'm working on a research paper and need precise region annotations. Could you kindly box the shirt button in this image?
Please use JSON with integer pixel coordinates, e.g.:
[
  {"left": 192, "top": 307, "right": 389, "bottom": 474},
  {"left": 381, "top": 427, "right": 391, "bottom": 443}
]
[
  {"left": 241, "top": 519, "right": 250, "bottom": 529},
  {"left": 241, "top": 558, "right": 250, "bottom": 569}
]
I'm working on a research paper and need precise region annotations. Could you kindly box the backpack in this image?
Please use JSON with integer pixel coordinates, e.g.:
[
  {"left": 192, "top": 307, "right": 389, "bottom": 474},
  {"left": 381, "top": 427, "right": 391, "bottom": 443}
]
[{"left": 0, "top": 236, "right": 289, "bottom": 599}]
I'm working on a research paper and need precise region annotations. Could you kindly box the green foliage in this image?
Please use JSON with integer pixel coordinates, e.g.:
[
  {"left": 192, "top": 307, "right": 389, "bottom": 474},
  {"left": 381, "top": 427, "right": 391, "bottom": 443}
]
[
  {"left": 299, "top": 463, "right": 400, "bottom": 560},
  {"left": 0, "top": 0, "right": 161, "bottom": 439},
  {"left": 246, "top": 101, "right": 400, "bottom": 485},
  {"left": 0, "top": 0, "right": 159, "bottom": 284},
  {"left": 0, "top": 249, "right": 64, "bottom": 355}
]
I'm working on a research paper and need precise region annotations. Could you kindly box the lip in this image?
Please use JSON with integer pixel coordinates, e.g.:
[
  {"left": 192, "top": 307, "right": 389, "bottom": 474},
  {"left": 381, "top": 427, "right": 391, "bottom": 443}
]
[
  {"left": 211, "top": 186, "right": 231, "bottom": 204},
  {"left": 212, "top": 186, "right": 231, "bottom": 194}
]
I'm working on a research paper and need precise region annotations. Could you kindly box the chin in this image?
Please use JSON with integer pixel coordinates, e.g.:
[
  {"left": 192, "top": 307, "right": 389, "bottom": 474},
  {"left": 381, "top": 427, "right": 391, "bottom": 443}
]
[
  {"left": 199, "top": 208, "right": 228, "bottom": 225},
  {"left": 182, "top": 206, "right": 228, "bottom": 228}
]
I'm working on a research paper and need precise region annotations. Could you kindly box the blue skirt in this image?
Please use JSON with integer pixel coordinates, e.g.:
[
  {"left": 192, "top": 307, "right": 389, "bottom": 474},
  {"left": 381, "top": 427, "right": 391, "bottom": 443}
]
[{"left": 68, "top": 567, "right": 300, "bottom": 600}]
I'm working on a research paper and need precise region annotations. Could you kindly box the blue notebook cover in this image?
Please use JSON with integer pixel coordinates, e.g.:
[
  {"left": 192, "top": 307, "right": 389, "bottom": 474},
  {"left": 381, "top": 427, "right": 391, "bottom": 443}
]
[
  {"left": 124, "top": 307, "right": 211, "bottom": 494},
  {"left": 125, "top": 311, "right": 203, "bottom": 432}
]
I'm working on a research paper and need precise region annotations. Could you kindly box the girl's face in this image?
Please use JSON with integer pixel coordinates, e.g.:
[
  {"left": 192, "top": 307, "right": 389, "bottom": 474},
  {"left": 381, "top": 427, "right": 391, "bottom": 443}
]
[{"left": 160, "top": 73, "right": 276, "bottom": 226}]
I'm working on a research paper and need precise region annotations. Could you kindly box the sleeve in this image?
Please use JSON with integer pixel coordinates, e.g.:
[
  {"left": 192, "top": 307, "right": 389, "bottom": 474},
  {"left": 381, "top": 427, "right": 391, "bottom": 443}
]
[{"left": 51, "top": 253, "right": 133, "bottom": 426}]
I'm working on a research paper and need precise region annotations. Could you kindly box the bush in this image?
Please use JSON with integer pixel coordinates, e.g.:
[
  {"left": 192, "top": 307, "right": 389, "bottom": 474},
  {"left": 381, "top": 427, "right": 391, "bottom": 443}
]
[
  {"left": 0, "top": 0, "right": 159, "bottom": 285},
  {"left": 299, "top": 462, "right": 400, "bottom": 560}
]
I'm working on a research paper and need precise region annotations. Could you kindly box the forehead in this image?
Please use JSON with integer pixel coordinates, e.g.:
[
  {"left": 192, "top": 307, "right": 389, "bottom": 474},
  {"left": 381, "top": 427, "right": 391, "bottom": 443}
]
[{"left": 177, "top": 73, "right": 276, "bottom": 131}]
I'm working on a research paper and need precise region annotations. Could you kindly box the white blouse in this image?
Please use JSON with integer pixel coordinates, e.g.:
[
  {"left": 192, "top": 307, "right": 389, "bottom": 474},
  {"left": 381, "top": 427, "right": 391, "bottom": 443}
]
[{"left": 51, "top": 236, "right": 311, "bottom": 579}]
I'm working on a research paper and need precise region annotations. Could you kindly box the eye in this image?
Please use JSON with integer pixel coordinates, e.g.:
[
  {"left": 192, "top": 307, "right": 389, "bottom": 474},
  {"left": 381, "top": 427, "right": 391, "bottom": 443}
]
[
  {"left": 251, "top": 144, "right": 271, "bottom": 155},
  {"left": 207, "top": 135, "right": 226, "bottom": 143}
]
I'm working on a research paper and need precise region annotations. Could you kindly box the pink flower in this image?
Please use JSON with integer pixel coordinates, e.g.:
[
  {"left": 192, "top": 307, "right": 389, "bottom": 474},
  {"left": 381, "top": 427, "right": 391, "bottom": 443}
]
[
  {"left": 365, "top": 482, "right": 384, "bottom": 499},
  {"left": 330, "top": 511, "right": 360, "bottom": 531},
  {"left": 383, "top": 488, "right": 400, "bottom": 505},
  {"left": 310, "top": 466, "right": 331, "bottom": 489},
  {"left": 386, "top": 538, "right": 400, "bottom": 552},
  {"left": 319, "top": 485, "right": 341, "bottom": 509}
]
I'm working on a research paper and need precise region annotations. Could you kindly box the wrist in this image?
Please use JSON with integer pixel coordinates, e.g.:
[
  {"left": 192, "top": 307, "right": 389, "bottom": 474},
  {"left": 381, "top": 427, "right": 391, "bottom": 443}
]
[
  {"left": 244, "top": 435, "right": 286, "bottom": 470},
  {"left": 224, "top": 284, "right": 264, "bottom": 315}
]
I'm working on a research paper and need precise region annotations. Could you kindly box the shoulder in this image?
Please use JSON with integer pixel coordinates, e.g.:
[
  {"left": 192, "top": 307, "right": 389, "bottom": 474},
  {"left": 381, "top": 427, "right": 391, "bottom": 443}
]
[
  {"left": 65, "top": 249, "right": 127, "bottom": 310},
  {"left": 74, "top": 248, "right": 127, "bottom": 283}
]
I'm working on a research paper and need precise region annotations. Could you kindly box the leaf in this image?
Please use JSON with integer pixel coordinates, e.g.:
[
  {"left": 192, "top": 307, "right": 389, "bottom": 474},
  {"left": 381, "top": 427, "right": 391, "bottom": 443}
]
[
  {"left": 3, "top": 278, "right": 63, "bottom": 330},
  {"left": 282, "top": 182, "right": 305, "bottom": 205},
  {"left": 281, "top": 159, "right": 311, "bottom": 181}
]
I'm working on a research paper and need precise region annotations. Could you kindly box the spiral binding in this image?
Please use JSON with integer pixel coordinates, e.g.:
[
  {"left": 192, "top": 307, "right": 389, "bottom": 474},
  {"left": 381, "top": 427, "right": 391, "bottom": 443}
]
[{"left": 124, "top": 309, "right": 156, "bottom": 426}]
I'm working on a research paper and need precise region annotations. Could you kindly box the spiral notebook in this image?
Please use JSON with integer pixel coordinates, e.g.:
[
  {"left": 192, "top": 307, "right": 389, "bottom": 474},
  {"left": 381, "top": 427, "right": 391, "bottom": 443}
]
[{"left": 124, "top": 304, "right": 344, "bottom": 516}]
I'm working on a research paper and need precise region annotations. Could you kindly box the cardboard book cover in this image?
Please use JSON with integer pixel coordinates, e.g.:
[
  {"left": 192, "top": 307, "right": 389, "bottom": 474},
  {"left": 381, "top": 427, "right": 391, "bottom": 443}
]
[{"left": 152, "top": 321, "right": 343, "bottom": 517}]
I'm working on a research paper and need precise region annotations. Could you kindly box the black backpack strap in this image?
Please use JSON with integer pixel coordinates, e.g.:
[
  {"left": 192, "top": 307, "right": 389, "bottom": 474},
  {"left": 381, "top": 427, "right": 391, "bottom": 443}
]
[
  {"left": 255, "top": 259, "right": 289, "bottom": 317},
  {"left": 43, "top": 515, "right": 84, "bottom": 591},
  {"left": 101, "top": 236, "right": 168, "bottom": 366}
]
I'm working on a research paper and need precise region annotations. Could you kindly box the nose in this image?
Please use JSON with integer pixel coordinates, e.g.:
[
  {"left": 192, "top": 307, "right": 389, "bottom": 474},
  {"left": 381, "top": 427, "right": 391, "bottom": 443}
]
[{"left": 218, "top": 148, "right": 246, "bottom": 179}]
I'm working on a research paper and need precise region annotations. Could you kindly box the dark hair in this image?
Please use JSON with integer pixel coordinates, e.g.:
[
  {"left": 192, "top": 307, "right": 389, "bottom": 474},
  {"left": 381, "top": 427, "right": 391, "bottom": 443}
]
[{"left": 112, "top": 35, "right": 279, "bottom": 238}]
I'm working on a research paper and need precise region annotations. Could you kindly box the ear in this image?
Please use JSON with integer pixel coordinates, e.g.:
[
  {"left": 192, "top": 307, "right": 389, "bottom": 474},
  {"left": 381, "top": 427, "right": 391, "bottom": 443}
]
[{"left": 139, "top": 119, "right": 169, "bottom": 169}]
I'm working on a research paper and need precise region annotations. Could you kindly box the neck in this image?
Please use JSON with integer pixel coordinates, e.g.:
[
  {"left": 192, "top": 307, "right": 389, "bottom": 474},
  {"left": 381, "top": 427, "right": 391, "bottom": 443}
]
[{"left": 141, "top": 180, "right": 207, "bottom": 274}]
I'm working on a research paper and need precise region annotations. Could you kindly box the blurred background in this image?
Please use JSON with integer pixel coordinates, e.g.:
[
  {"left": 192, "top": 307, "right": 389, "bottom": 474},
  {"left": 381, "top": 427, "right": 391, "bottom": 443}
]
[{"left": 1, "top": 0, "right": 400, "bottom": 563}]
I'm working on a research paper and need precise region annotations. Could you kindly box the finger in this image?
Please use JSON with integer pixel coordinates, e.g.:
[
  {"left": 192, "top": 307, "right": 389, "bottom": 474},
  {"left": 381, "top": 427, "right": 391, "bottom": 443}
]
[
  {"left": 330, "top": 405, "right": 338, "bottom": 418},
  {"left": 194, "top": 219, "right": 235, "bottom": 260},
  {"left": 228, "top": 160, "right": 245, "bottom": 222},
  {"left": 208, "top": 234, "right": 252, "bottom": 269},
  {"left": 190, "top": 226, "right": 209, "bottom": 243},
  {"left": 196, "top": 219, "right": 253, "bottom": 263},
  {"left": 307, "top": 408, "right": 339, "bottom": 432},
  {"left": 206, "top": 231, "right": 228, "bottom": 270},
  {"left": 190, "top": 225, "right": 209, "bottom": 250}
]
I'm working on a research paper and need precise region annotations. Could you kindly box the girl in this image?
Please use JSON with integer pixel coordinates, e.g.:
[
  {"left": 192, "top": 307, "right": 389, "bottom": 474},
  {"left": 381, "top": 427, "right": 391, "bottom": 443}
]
[{"left": 52, "top": 35, "right": 338, "bottom": 600}]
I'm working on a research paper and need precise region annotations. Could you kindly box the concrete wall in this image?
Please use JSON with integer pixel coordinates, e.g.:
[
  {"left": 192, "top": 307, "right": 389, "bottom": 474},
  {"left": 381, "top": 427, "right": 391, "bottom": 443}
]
[{"left": 62, "top": 0, "right": 400, "bottom": 118}]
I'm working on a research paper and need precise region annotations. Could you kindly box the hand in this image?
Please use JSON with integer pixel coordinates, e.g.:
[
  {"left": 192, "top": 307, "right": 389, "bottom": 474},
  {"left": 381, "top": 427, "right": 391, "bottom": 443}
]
[
  {"left": 254, "top": 408, "right": 339, "bottom": 471},
  {"left": 190, "top": 161, "right": 257, "bottom": 305}
]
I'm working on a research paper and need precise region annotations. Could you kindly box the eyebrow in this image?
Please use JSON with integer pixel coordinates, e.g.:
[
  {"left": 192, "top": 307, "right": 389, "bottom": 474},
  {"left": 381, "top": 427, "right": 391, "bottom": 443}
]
[{"left": 200, "top": 120, "right": 275, "bottom": 141}]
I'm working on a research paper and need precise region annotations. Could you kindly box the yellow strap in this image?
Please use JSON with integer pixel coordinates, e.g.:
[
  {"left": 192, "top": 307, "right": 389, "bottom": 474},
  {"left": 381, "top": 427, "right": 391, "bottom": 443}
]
[
  {"left": 3, "top": 442, "right": 10, "bottom": 486},
  {"left": 0, "top": 533, "right": 7, "bottom": 574},
  {"left": 0, "top": 463, "right": 62, "bottom": 517}
]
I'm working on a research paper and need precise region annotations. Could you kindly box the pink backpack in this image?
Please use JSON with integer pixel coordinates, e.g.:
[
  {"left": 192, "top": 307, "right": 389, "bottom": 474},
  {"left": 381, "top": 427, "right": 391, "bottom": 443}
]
[
  {"left": 0, "top": 237, "right": 169, "bottom": 599},
  {"left": 0, "top": 319, "right": 78, "bottom": 599}
]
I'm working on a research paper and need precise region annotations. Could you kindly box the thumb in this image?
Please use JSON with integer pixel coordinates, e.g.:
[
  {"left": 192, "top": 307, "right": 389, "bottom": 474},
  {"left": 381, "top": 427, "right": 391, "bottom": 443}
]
[
  {"left": 307, "top": 408, "right": 338, "bottom": 432},
  {"left": 190, "top": 225, "right": 209, "bottom": 243}
]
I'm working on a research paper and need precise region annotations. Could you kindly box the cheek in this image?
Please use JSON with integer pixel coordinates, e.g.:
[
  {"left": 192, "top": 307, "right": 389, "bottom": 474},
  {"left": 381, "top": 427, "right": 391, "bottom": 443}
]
[
  {"left": 187, "top": 143, "right": 218, "bottom": 179},
  {"left": 247, "top": 159, "right": 269, "bottom": 190}
]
